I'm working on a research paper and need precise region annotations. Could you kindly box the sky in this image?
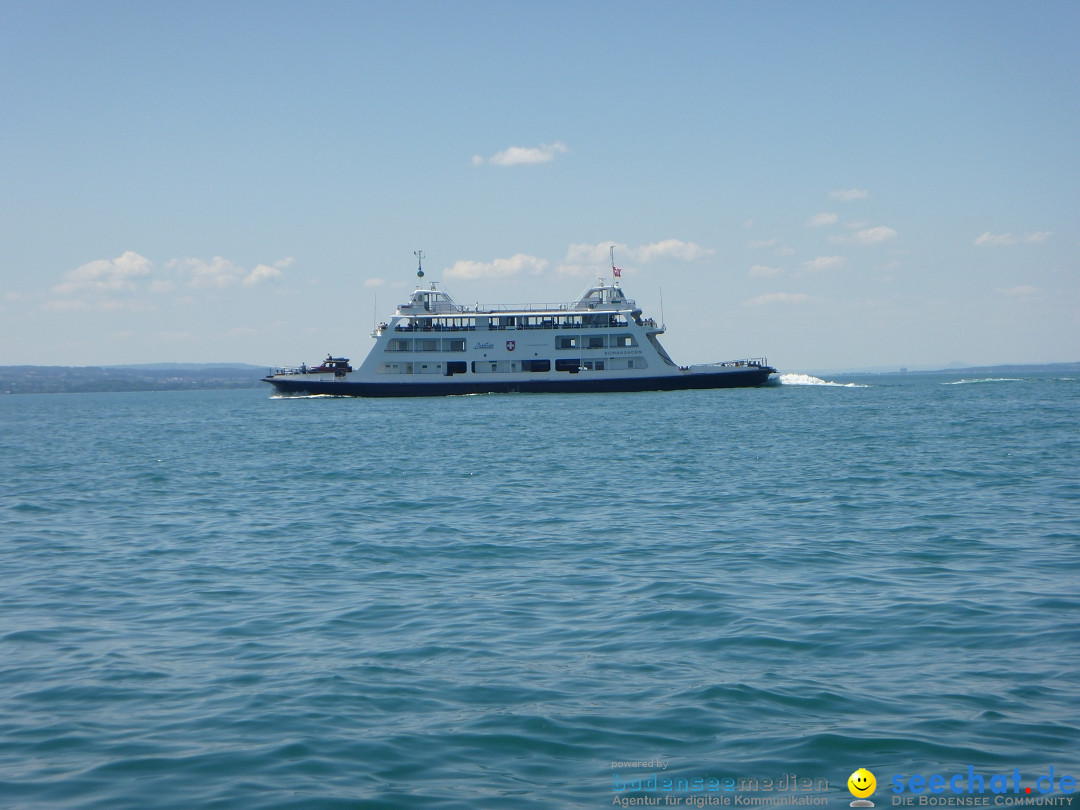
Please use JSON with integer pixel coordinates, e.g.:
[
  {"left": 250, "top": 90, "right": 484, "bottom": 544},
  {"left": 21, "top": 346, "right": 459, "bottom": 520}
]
[{"left": 1, "top": 0, "right": 1077, "bottom": 372}]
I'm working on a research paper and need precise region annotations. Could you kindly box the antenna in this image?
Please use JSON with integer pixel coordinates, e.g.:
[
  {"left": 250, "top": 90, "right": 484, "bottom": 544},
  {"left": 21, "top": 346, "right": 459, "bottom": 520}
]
[{"left": 414, "top": 249, "right": 425, "bottom": 278}]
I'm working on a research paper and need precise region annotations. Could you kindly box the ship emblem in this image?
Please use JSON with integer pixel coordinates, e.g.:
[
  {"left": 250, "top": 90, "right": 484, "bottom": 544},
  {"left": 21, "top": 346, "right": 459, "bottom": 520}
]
[{"left": 506, "top": 340, "right": 516, "bottom": 351}]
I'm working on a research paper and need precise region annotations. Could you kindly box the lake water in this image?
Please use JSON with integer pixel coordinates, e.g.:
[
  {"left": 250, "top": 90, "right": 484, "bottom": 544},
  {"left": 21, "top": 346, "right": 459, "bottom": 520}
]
[{"left": 1, "top": 373, "right": 1077, "bottom": 808}]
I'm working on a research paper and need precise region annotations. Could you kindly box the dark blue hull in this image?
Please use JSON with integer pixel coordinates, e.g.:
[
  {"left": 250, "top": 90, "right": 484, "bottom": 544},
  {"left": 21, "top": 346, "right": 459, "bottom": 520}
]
[{"left": 263, "top": 367, "right": 777, "bottom": 397}]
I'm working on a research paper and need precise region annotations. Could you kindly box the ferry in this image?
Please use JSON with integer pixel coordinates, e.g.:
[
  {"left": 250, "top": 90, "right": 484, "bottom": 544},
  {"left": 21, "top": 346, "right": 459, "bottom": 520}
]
[{"left": 263, "top": 256, "right": 776, "bottom": 397}]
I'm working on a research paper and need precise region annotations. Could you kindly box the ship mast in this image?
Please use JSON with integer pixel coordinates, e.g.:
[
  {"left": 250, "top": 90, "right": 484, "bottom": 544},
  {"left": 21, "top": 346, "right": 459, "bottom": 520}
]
[{"left": 414, "top": 249, "right": 425, "bottom": 279}]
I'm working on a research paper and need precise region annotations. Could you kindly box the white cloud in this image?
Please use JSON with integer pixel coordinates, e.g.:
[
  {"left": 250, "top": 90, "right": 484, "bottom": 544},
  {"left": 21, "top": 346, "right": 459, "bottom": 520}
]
[
  {"left": 999, "top": 285, "right": 1042, "bottom": 297},
  {"left": 748, "top": 238, "right": 778, "bottom": 250},
  {"left": 744, "top": 292, "right": 810, "bottom": 306},
  {"left": 829, "top": 188, "right": 869, "bottom": 201},
  {"left": 831, "top": 226, "right": 898, "bottom": 245},
  {"left": 636, "top": 238, "right": 712, "bottom": 262},
  {"left": 807, "top": 212, "right": 839, "bottom": 227},
  {"left": 474, "top": 142, "right": 569, "bottom": 167},
  {"left": 564, "top": 242, "right": 628, "bottom": 265},
  {"left": 53, "top": 251, "right": 153, "bottom": 295},
  {"left": 364, "top": 278, "right": 386, "bottom": 288},
  {"left": 46, "top": 250, "right": 287, "bottom": 315},
  {"left": 749, "top": 264, "right": 781, "bottom": 278},
  {"left": 565, "top": 239, "right": 711, "bottom": 266},
  {"left": 243, "top": 264, "right": 283, "bottom": 286},
  {"left": 974, "top": 231, "right": 1053, "bottom": 246},
  {"left": 169, "top": 256, "right": 290, "bottom": 288},
  {"left": 801, "top": 255, "right": 847, "bottom": 271},
  {"left": 445, "top": 253, "right": 548, "bottom": 280},
  {"left": 170, "top": 256, "right": 245, "bottom": 288}
]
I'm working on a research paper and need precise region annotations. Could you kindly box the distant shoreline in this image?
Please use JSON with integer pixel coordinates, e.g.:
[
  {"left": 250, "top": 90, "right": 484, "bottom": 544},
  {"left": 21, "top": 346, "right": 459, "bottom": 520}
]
[
  {"left": 0, "top": 364, "right": 268, "bottom": 395},
  {"left": 1, "top": 362, "right": 1076, "bottom": 395},
  {"left": 831, "top": 362, "right": 1080, "bottom": 377}
]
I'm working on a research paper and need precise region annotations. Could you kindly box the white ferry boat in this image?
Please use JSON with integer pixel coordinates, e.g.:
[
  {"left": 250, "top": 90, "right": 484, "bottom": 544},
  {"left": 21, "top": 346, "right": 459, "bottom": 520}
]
[{"left": 264, "top": 261, "right": 776, "bottom": 397}]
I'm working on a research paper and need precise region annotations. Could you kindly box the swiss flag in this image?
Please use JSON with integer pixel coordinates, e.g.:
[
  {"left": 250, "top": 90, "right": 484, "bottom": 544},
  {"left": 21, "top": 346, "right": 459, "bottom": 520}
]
[{"left": 612, "top": 266, "right": 622, "bottom": 277}]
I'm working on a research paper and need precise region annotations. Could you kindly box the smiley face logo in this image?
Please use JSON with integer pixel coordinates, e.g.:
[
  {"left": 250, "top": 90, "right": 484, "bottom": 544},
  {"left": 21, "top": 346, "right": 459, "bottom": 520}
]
[{"left": 848, "top": 768, "right": 877, "bottom": 798}]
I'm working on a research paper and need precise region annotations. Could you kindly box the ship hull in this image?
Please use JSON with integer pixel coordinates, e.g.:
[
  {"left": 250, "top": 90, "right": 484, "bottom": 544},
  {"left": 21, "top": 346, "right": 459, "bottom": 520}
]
[{"left": 263, "top": 367, "right": 776, "bottom": 397}]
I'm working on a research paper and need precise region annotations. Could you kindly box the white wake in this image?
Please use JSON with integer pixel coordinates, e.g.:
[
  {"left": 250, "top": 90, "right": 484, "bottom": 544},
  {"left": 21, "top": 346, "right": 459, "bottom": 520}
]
[{"left": 779, "top": 373, "right": 868, "bottom": 388}]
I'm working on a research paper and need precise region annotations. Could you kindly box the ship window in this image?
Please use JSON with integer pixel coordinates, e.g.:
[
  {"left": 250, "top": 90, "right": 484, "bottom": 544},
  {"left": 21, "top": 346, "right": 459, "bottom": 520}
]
[
  {"left": 446, "top": 361, "right": 467, "bottom": 376},
  {"left": 444, "top": 338, "right": 466, "bottom": 352},
  {"left": 555, "top": 359, "right": 581, "bottom": 372},
  {"left": 419, "top": 339, "right": 438, "bottom": 352},
  {"left": 556, "top": 336, "right": 579, "bottom": 349},
  {"left": 583, "top": 360, "right": 605, "bottom": 371},
  {"left": 386, "top": 339, "right": 411, "bottom": 352},
  {"left": 522, "top": 359, "right": 550, "bottom": 372},
  {"left": 470, "top": 360, "right": 517, "bottom": 373},
  {"left": 613, "top": 334, "right": 637, "bottom": 347},
  {"left": 586, "top": 335, "right": 606, "bottom": 349}
]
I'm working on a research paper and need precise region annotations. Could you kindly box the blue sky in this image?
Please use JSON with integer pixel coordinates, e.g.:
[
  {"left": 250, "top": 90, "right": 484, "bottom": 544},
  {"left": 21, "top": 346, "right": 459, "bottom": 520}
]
[{"left": 2, "top": 1, "right": 1077, "bottom": 371}]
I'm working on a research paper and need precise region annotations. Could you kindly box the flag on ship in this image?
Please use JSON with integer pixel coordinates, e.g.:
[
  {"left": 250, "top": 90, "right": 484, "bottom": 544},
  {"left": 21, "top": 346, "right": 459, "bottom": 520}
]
[{"left": 612, "top": 266, "right": 622, "bottom": 277}]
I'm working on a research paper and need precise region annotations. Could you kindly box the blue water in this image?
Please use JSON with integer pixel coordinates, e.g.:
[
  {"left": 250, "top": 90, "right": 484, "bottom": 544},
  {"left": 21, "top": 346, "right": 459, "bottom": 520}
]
[{"left": 1, "top": 373, "right": 1078, "bottom": 809}]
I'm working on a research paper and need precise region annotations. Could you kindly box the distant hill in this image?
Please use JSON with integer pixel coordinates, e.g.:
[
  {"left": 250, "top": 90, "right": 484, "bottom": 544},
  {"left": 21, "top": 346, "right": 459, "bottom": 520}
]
[
  {"left": 0, "top": 364, "right": 269, "bottom": 394},
  {"left": 815, "top": 361, "right": 1080, "bottom": 376},
  {"left": 922, "top": 362, "right": 1080, "bottom": 375}
]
